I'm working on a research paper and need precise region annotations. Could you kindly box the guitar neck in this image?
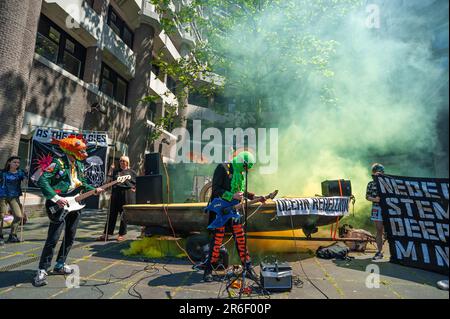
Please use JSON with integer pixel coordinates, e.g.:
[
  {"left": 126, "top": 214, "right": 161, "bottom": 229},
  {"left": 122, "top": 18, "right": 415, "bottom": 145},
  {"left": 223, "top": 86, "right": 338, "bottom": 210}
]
[
  {"left": 75, "top": 180, "right": 119, "bottom": 202},
  {"left": 233, "top": 195, "right": 269, "bottom": 211}
]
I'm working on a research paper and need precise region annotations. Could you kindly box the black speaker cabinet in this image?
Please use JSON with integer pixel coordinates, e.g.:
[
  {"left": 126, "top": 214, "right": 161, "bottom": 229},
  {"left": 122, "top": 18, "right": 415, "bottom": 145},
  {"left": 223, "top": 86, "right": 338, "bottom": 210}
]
[
  {"left": 144, "top": 153, "right": 161, "bottom": 175},
  {"left": 136, "top": 175, "right": 163, "bottom": 204},
  {"left": 321, "top": 179, "right": 352, "bottom": 196}
]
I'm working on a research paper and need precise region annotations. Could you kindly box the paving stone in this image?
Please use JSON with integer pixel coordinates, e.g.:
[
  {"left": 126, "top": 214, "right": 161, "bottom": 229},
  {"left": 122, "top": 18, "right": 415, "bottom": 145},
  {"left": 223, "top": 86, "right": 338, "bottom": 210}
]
[{"left": 1, "top": 213, "right": 448, "bottom": 299}]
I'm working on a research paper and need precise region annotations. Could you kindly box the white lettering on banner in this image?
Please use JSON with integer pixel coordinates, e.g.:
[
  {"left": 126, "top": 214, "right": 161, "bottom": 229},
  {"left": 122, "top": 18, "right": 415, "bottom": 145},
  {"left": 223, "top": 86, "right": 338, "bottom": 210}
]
[
  {"left": 433, "top": 202, "right": 449, "bottom": 220},
  {"left": 275, "top": 197, "right": 350, "bottom": 217},
  {"left": 377, "top": 176, "right": 449, "bottom": 200},
  {"left": 33, "top": 128, "right": 108, "bottom": 146},
  {"left": 388, "top": 218, "right": 448, "bottom": 241},
  {"left": 422, "top": 243, "right": 430, "bottom": 264},
  {"left": 394, "top": 241, "right": 448, "bottom": 267},
  {"left": 405, "top": 181, "right": 424, "bottom": 197},
  {"left": 384, "top": 197, "right": 448, "bottom": 220},
  {"left": 395, "top": 241, "right": 417, "bottom": 261},
  {"left": 441, "top": 183, "right": 449, "bottom": 200},
  {"left": 390, "top": 218, "right": 405, "bottom": 236},
  {"left": 386, "top": 198, "right": 401, "bottom": 216},
  {"left": 435, "top": 246, "right": 449, "bottom": 267}
]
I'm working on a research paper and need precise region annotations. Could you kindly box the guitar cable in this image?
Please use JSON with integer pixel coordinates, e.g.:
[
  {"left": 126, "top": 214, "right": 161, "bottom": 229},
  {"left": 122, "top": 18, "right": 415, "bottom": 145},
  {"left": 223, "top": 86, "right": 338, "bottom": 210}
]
[{"left": 288, "top": 214, "right": 329, "bottom": 299}]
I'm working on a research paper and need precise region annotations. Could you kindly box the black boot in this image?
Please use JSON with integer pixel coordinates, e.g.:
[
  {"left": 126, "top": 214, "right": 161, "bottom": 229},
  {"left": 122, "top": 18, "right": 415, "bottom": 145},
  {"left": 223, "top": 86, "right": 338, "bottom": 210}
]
[
  {"left": 6, "top": 234, "right": 20, "bottom": 243},
  {"left": 203, "top": 267, "right": 213, "bottom": 282},
  {"left": 245, "top": 262, "right": 259, "bottom": 282}
]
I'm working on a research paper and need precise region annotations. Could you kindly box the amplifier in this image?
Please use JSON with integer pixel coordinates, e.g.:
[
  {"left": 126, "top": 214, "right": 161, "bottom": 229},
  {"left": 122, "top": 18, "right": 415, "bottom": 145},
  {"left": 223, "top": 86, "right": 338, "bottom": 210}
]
[
  {"left": 260, "top": 262, "right": 292, "bottom": 292},
  {"left": 321, "top": 179, "right": 352, "bottom": 197}
]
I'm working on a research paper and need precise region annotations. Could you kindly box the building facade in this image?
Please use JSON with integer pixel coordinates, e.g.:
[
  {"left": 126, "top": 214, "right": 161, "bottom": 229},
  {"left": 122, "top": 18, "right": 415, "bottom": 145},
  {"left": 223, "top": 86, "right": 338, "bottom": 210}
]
[{"left": 0, "top": 0, "right": 203, "bottom": 173}]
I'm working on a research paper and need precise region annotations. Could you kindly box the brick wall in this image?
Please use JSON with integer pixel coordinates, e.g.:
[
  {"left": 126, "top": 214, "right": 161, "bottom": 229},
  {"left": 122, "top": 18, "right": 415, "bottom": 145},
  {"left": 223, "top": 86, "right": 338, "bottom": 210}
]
[
  {"left": 0, "top": 0, "right": 42, "bottom": 165},
  {"left": 25, "top": 58, "right": 131, "bottom": 145}
]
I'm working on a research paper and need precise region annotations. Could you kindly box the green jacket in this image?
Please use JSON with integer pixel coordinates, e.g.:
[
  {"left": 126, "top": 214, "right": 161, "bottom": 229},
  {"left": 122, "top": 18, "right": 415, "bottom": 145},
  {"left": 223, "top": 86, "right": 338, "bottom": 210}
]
[{"left": 38, "top": 157, "right": 95, "bottom": 200}]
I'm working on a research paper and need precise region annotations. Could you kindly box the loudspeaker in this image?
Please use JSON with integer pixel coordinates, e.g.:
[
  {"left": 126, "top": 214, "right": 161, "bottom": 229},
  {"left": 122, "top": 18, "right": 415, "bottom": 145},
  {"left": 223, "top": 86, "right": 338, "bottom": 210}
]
[
  {"left": 136, "top": 175, "right": 163, "bottom": 204},
  {"left": 144, "top": 153, "right": 161, "bottom": 175},
  {"left": 321, "top": 179, "right": 352, "bottom": 196}
]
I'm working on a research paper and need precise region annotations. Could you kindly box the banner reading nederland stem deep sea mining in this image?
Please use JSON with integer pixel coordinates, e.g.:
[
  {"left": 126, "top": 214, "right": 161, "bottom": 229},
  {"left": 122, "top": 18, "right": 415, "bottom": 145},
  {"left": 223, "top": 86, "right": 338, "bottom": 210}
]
[{"left": 374, "top": 174, "right": 449, "bottom": 275}]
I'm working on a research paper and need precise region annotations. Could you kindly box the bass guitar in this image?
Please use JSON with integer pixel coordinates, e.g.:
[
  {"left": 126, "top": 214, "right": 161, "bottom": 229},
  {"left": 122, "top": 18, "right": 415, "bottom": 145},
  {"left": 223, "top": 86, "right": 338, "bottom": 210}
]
[
  {"left": 205, "top": 190, "right": 278, "bottom": 229},
  {"left": 46, "top": 175, "right": 131, "bottom": 222}
]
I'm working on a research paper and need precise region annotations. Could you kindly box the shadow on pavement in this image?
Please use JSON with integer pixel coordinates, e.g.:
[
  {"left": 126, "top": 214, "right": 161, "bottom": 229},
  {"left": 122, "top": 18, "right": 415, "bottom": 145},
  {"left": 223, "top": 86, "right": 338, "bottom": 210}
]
[
  {"left": 86, "top": 240, "right": 193, "bottom": 266},
  {"left": 0, "top": 270, "right": 36, "bottom": 289},
  {"left": 147, "top": 271, "right": 202, "bottom": 287},
  {"left": 333, "top": 257, "right": 446, "bottom": 287}
]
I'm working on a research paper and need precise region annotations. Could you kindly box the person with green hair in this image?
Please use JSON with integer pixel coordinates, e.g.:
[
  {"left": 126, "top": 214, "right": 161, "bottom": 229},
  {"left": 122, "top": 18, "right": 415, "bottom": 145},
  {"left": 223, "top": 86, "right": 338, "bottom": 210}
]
[{"left": 203, "top": 151, "right": 265, "bottom": 282}]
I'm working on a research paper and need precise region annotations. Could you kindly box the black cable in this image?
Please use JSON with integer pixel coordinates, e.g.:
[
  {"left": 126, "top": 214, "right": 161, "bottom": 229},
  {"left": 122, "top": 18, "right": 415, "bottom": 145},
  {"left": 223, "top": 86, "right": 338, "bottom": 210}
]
[
  {"left": 127, "top": 264, "right": 160, "bottom": 299},
  {"left": 76, "top": 263, "right": 159, "bottom": 299},
  {"left": 288, "top": 214, "right": 329, "bottom": 299}
]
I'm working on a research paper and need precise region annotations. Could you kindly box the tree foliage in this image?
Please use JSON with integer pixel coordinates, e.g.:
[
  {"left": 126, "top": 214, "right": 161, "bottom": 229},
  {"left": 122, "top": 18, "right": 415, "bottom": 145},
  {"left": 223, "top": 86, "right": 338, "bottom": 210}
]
[{"left": 147, "top": 0, "right": 361, "bottom": 135}]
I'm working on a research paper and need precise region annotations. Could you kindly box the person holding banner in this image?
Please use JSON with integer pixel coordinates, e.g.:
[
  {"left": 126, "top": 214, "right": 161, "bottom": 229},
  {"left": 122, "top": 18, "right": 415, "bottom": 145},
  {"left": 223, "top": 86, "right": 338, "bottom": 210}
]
[
  {"left": 96, "top": 156, "right": 136, "bottom": 242},
  {"left": 33, "top": 135, "right": 104, "bottom": 287},
  {"left": 366, "top": 163, "right": 385, "bottom": 261},
  {"left": 0, "top": 156, "right": 27, "bottom": 245}
]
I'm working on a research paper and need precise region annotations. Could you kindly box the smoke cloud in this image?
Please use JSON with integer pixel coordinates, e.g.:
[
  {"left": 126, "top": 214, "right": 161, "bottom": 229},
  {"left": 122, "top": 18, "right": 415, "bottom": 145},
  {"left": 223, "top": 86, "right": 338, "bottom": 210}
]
[{"left": 193, "top": 0, "right": 449, "bottom": 229}]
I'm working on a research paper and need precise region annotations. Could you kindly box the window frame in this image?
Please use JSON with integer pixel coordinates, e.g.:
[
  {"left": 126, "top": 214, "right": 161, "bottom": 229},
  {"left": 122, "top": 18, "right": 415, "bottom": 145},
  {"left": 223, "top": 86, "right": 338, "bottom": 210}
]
[
  {"left": 107, "top": 6, "right": 134, "bottom": 49},
  {"left": 99, "top": 63, "right": 129, "bottom": 106},
  {"left": 36, "top": 14, "right": 86, "bottom": 78}
]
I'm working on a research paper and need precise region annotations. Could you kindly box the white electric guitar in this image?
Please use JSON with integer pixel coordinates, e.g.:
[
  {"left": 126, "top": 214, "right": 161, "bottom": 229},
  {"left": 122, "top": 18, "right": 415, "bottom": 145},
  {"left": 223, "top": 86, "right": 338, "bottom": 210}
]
[{"left": 46, "top": 175, "right": 131, "bottom": 222}]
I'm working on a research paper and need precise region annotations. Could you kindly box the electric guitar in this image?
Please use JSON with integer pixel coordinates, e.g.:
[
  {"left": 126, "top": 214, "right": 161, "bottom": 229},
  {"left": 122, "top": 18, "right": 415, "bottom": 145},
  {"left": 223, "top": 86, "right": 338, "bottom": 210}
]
[
  {"left": 205, "top": 190, "right": 278, "bottom": 229},
  {"left": 46, "top": 175, "right": 131, "bottom": 222}
]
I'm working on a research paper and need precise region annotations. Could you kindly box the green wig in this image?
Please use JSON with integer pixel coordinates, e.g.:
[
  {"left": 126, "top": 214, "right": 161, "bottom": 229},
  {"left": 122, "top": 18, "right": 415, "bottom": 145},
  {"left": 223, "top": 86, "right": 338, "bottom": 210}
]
[{"left": 222, "top": 151, "right": 255, "bottom": 201}]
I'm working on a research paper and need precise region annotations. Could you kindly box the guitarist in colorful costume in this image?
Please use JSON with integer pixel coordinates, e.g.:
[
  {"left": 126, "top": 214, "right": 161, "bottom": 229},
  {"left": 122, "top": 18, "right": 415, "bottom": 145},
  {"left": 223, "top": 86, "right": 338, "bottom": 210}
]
[
  {"left": 203, "top": 151, "right": 265, "bottom": 282},
  {"left": 33, "top": 135, "right": 104, "bottom": 287}
]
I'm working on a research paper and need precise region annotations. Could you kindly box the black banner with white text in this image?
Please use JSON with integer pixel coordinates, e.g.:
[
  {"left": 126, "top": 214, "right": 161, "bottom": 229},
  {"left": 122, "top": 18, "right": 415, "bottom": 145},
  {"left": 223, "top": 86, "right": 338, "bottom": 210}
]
[
  {"left": 374, "top": 174, "right": 449, "bottom": 275},
  {"left": 29, "top": 128, "right": 109, "bottom": 209}
]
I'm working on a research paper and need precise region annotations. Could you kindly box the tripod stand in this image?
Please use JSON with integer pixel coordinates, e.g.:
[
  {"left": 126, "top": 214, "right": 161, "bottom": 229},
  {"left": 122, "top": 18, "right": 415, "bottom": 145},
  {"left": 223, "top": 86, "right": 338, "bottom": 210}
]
[{"left": 224, "top": 162, "right": 269, "bottom": 298}]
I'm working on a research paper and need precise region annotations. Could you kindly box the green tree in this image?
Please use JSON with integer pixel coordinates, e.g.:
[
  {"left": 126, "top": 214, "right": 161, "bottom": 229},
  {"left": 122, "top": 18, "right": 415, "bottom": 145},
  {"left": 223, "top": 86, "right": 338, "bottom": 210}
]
[{"left": 148, "top": 0, "right": 361, "bottom": 134}]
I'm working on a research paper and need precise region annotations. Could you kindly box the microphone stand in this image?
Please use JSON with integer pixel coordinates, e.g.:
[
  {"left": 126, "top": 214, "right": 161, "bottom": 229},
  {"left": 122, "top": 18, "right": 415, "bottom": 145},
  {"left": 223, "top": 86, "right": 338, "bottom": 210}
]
[{"left": 238, "top": 162, "right": 249, "bottom": 298}]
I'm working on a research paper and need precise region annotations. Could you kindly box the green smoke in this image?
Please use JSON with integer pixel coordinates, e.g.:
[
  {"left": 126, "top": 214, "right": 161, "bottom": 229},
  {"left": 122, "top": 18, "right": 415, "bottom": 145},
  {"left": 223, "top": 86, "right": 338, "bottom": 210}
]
[{"left": 199, "top": 0, "right": 449, "bottom": 229}]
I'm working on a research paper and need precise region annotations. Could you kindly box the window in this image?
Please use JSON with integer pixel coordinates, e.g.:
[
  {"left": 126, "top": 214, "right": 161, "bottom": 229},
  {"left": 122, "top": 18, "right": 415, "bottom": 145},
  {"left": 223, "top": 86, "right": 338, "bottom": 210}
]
[
  {"left": 151, "top": 62, "right": 160, "bottom": 77},
  {"left": 167, "top": 76, "right": 177, "bottom": 93},
  {"left": 147, "top": 102, "right": 157, "bottom": 122},
  {"left": 35, "top": 15, "right": 86, "bottom": 78},
  {"left": 188, "top": 92, "right": 209, "bottom": 108},
  {"left": 100, "top": 63, "right": 129, "bottom": 106},
  {"left": 107, "top": 6, "right": 134, "bottom": 49}
]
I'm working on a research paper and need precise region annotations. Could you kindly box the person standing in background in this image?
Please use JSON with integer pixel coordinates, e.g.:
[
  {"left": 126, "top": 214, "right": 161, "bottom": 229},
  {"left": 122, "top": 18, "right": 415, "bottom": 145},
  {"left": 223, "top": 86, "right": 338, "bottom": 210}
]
[
  {"left": 0, "top": 156, "right": 27, "bottom": 245},
  {"left": 366, "top": 163, "right": 386, "bottom": 261},
  {"left": 97, "top": 156, "right": 136, "bottom": 242}
]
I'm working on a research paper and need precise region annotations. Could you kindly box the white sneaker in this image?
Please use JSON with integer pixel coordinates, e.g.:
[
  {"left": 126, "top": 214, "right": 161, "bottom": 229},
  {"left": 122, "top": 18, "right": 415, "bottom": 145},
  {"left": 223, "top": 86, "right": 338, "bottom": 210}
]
[
  {"left": 33, "top": 269, "right": 48, "bottom": 287},
  {"left": 53, "top": 263, "right": 74, "bottom": 275},
  {"left": 437, "top": 280, "right": 449, "bottom": 291}
]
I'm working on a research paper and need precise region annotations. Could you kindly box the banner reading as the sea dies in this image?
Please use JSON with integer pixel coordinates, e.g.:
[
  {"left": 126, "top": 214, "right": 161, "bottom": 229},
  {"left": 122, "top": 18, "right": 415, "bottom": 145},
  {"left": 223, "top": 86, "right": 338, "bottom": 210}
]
[{"left": 29, "top": 128, "right": 109, "bottom": 209}]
